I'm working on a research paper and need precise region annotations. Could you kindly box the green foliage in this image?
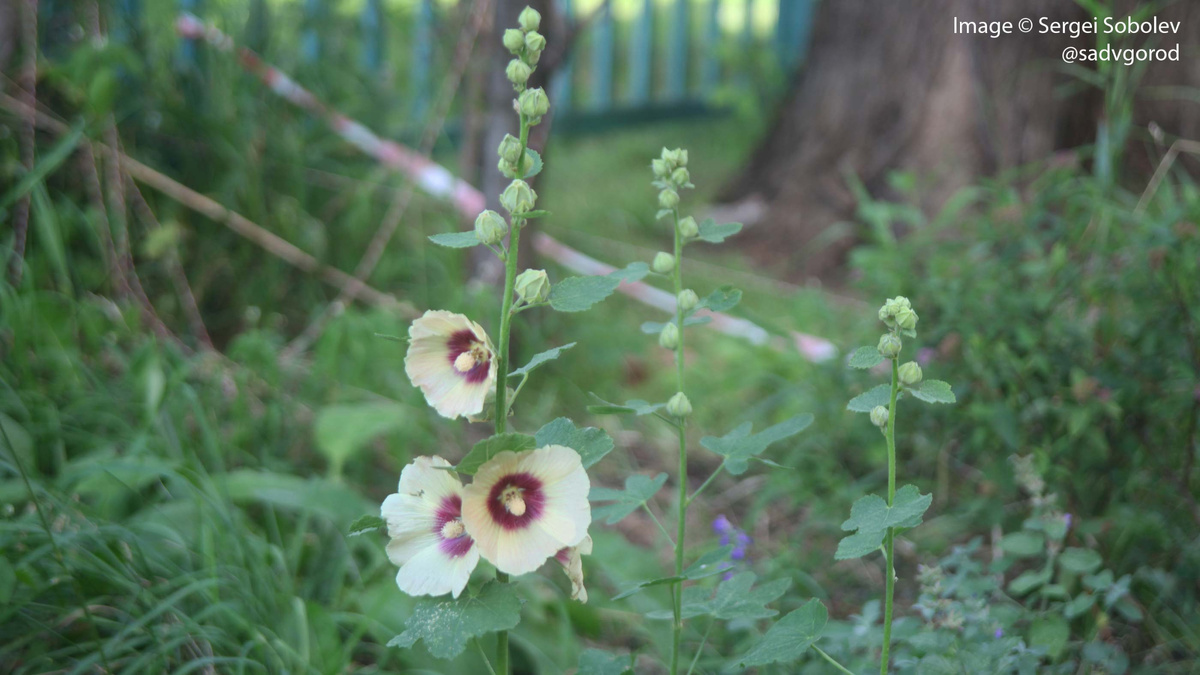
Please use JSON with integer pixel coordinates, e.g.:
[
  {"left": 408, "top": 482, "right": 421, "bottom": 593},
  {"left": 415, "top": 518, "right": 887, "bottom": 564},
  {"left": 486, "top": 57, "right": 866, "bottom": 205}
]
[
  {"left": 548, "top": 275, "right": 622, "bottom": 312},
  {"left": 738, "top": 599, "right": 828, "bottom": 666},
  {"left": 510, "top": 342, "right": 577, "bottom": 377},
  {"left": 590, "top": 473, "right": 668, "bottom": 524},
  {"left": 428, "top": 231, "right": 482, "bottom": 248},
  {"left": 699, "top": 413, "right": 813, "bottom": 475},
  {"left": 694, "top": 219, "right": 743, "bottom": 243},
  {"left": 849, "top": 346, "right": 885, "bottom": 369},
  {"left": 534, "top": 417, "right": 614, "bottom": 469},
  {"left": 388, "top": 582, "right": 523, "bottom": 659},
  {"left": 836, "top": 485, "right": 933, "bottom": 560},
  {"left": 455, "top": 433, "right": 537, "bottom": 475}
]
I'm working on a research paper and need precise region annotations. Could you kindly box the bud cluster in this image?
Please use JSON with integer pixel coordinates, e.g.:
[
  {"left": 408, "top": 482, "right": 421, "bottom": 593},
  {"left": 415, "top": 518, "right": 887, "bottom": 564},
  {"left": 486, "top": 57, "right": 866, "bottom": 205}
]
[
  {"left": 651, "top": 148, "right": 694, "bottom": 223},
  {"left": 503, "top": 7, "right": 546, "bottom": 94},
  {"left": 878, "top": 295, "right": 919, "bottom": 335}
]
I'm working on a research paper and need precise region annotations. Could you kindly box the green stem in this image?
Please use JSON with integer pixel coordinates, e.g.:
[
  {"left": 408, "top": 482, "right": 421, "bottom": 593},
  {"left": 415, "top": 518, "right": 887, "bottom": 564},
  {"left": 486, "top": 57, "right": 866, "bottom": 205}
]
[
  {"left": 685, "top": 619, "right": 715, "bottom": 675},
  {"left": 641, "top": 503, "right": 675, "bottom": 546},
  {"left": 686, "top": 464, "right": 722, "bottom": 507},
  {"left": 815, "top": 646, "right": 856, "bottom": 675},
  {"left": 880, "top": 357, "right": 899, "bottom": 675},
  {"left": 491, "top": 113, "right": 530, "bottom": 675},
  {"left": 670, "top": 208, "right": 686, "bottom": 675}
]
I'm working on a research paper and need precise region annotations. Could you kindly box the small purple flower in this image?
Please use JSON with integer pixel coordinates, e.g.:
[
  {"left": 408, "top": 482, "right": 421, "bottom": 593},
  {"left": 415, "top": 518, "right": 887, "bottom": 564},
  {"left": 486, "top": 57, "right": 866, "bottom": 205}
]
[
  {"left": 1063, "top": 513, "right": 1073, "bottom": 529},
  {"left": 917, "top": 348, "right": 936, "bottom": 366},
  {"left": 712, "top": 515, "right": 733, "bottom": 535},
  {"left": 994, "top": 628, "right": 1004, "bottom": 639}
]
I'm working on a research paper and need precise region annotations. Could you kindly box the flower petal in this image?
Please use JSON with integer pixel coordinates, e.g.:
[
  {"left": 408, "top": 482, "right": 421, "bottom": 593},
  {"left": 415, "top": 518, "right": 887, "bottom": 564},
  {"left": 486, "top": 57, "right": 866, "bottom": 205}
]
[{"left": 394, "top": 541, "right": 480, "bottom": 598}]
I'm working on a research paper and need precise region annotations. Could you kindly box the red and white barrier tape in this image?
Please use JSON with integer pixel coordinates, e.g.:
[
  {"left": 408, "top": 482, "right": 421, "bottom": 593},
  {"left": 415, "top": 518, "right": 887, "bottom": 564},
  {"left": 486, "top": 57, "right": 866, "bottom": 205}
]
[{"left": 175, "top": 13, "right": 835, "bottom": 362}]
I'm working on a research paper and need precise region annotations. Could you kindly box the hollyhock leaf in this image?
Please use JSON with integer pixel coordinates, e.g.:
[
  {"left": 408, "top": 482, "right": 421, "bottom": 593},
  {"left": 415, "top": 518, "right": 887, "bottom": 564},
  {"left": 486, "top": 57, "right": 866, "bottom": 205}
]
[
  {"left": 699, "top": 286, "right": 741, "bottom": 313},
  {"left": 701, "top": 572, "right": 791, "bottom": 620},
  {"left": 696, "top": 218, "right": 743, "bottom": 243},
  {"left": 577, "top": 648, "right": 634, "bottom": 675},
  {"left": 510, "top": 343, "right": 577, "bottom": 378},
  {"left": 455, "top": 433, "right": 536, "bottom": 475},
  {"left": 347, "top": 514, "right": 386, "bottom": 537},
  {"left": 387, "top": 582, "right": 521, "bottom": 659},
  {"left": 428, "top": 231, "right": 481, "bottom": 248},
  {"left": 549, "top": 275, "right": 621, "bottom": 312},
  {"left": 847, "top": 384, "right": 894, "bottom": 412},
  {"left": 535, "top": 417, "right": 614, "bottom": 469},
  {"left": 608, "top": 261, "right": 650, "bottom": 283},
  {"left": 590, "top": 472, "right": 667, "bottom": 524},
  {"left": 848, "top": 346, "right": 884, "bottom": 369},
  {"left": 586, "top": 396, "right": 665, "bottom": 416},
  {"left": 611, "top": 574, "right": 686, "bottom": 600},
  {"left": 738, "top": 599, "right": 828, "bottom": 667},
  {"left": 910, "top": 379, "right": 956, "bottom": 404},
  {"left": 611, "top": 546, "right": 734, "bottom": 600},
  {"left": 835, "top": 528, "right": 887, "bottom": 560},
  {"left": 521, "top": 148, "right": 544, "bottom": 179},
  {"left": 840, "top": 485, "right": 932, "bottom": 533},
  {"left": 700, "top": 414, "right": 814, "bottom": 476}
]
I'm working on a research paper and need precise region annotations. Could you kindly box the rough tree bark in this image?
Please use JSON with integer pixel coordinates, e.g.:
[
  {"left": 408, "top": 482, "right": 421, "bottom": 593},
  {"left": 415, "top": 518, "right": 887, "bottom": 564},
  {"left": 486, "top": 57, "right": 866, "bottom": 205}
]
[{"left": 722, "top": 0, "right": 1199, "bottom": 282}]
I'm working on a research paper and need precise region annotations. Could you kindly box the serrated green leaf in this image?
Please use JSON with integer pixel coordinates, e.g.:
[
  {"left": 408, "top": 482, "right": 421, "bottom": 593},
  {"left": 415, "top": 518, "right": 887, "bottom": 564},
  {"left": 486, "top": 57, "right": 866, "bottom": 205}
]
[
  {"left": 834, "top": 528, "right": 887, "bottom": 560},
  {"left": 836, "top": 485, "right": 932, "bottom": 560},
  {"left": 522, "top": 148, "right": 543, "bottom": 179},
  {"left": 428, "top": 231, "right": 481, "bottom": 248},
  {"left": 1030, "top": 615, "right": 1069, "bottom": 660},
  {"left": 608, "top": 261, "right": 649, "bottom": 283},
  {"left": 848, "top": 346, "right": 884, "bottom": 369},
  {"left": 1058, "top": 547, "right": 1102, "bottom": 574},
  {"left": 387, "top": 582, "right": 521, "bottom": 659},
  {"left": 703, "top": 572, "right": 791, "bottom": 620},
  {"left": 909, "top": 379, "right": 957, "bottom": 404},
  {"left": 455, "top": 433, "right": 536, "bottom": 475},
  {"left": 577, "top": 648, "right": 633, "bottom": 675},
  {"left": 738, "top": 599, "right": 827, "bottom": 667},
  {"left": 999, "top": 531, "right": 1045, "bottom": 558},
  {"left": 700, "top": 414, "right": 814, "bottom": 475},
  {"left": 847, "top": 384, "right": 894, "bottom": 412},
  {"left": 590, "top": 473, "right": 667, "bottom": 524},
  {"left": 510, "top": 343, "right": 577, "bottom": 378},
  {"left": 549, "top": 275, "right": 621, "bottom": 312},
  {"left": 611, "top": 546, "right": 734, "bottom": 600},
  {"left": 348, "top": 514, "right": 386, "bottom": 537},
  {"left": 534, "top": 417, "right": 613, "bottom": 469},
  {"left": 698, "top": 286, "right": 741, "bottom": 313},
  {"left": 696, "top": 218, "right": 743, "bottom": 244}
]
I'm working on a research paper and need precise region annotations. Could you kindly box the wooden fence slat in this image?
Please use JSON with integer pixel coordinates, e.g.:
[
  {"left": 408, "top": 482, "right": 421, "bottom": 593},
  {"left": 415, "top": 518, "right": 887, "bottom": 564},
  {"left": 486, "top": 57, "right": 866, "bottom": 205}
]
[
  {"left": 411, "top": 0, "right": 434, "bottom": 119},
  {"left": 701, "top": 0, "right": 720, "bottom": 94},
  {"left": 361, "top": 0, "right": 385, "bottom": 75},
  {"left": 629, "top": 0, "right": 653, "bottom": 104},
  {"left": 590, "top": 2, "right": 614, "bottom": 109},
  {"left": 666, "top": 0, "right": 688, "bottom": 100},
  {"left": 301, "top": 0, "right": 322, "bottom": 62},
  {"left": 550, "top": 0, "right": 575, "bottom": 114}
]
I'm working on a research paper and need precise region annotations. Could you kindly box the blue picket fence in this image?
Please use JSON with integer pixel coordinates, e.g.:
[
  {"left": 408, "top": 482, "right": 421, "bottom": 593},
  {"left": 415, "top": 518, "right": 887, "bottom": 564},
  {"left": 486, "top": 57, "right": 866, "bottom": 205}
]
[{"left": 145, "top": 0, "right": 814, "bottom": 135}]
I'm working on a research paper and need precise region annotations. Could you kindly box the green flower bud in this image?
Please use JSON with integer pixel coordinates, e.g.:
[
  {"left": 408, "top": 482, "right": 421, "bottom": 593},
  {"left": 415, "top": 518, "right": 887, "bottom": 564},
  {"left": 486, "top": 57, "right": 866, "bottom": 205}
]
[
  {"left": 870, "top": 405, "right": 889, "bottom": 429},
  {"left": 652, "top": 251, "right": 676, "bottom": 274},
  {"left": 514, "top": 268, "right": 551, "bottom": 304},
  {"left": 474, "top": 209, "right": 508, "bottom": 246},
  {"left": 517, "top": 87, "right": 550, "bottom": 119},
  {"left": 878, "top": 333, "right": 902, "bottom": 359},
  {"left": 666, "top": 391, "right": 692, "bottom": 418},
  {"left": 506, "top": 59, "right": 532, "bottom": 86},
  {"left": 500, "top": 179, "right": 537, "bottom": 213},
  {"left": 898, "top": 361, "right": 923, "bottom": 386},
  {"left": 678, "top": 215, "right": 699, "bottom": 240},
  {"left": 524, "top": 31, "right": 546, "bottom": 55},
  {"left": 659, "top": 322, "right": 680, "bottom": 349},
  {"left": 678, "top": 289, "right": 699, "bottom": 312},
  {"left": 893, "top": 296, "right": 912, "bottom": 310},
  {"left": 659, "top": 188, "right": 680, "bottom": 209},
  {"left": 497, "top": 134, "right": 523, "bottom": 164},
  {"left": 502, "top": 28, "right": 525, "bottom": 54},
  {"left": 518, "top": 6, "right": 541, "bottom": 32},
  {"left": 651, "top": 158, "right": 671, "bottom": 178},
  {"left": 671, "top": 167, "right": 690, "bottom": 186},
  {"left": 895, "top": 307, "right": 919, "bottom": 332},
  {"left": 878, "top": 305, "right": 891, "bottom": 323}
]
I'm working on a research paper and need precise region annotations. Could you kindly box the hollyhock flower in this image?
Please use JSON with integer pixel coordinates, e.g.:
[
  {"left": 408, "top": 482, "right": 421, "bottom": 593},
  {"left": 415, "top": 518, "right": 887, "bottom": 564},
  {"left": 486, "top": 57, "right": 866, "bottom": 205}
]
[
  {"left": 405, "top": 310, "right": 497, "bottom": 420},
  {"left": 554, "top": 535, "right": 593, "bottom": 602},
  {"left": 380, "top": 456, "right": 479, "bottom": 598},
  {"left": 461, "top": 445, "right": 591, "bottom": 576}
]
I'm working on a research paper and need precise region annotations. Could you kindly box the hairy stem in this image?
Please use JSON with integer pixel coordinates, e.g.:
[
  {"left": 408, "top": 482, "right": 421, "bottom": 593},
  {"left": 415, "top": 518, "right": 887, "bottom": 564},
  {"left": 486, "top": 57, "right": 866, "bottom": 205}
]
[
  {"left": 670, "top": 208, "right": 686, "bottom": 675},
  {"left": 880, "top": 357, "right": 899, "bottom": 674}
]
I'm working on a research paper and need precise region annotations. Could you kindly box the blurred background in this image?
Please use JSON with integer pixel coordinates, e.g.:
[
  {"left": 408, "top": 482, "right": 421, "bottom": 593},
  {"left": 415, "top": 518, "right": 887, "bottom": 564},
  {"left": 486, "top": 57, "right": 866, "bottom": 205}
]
[{"left": 1, "top": 0, "right": 1199, "bottom": 672}]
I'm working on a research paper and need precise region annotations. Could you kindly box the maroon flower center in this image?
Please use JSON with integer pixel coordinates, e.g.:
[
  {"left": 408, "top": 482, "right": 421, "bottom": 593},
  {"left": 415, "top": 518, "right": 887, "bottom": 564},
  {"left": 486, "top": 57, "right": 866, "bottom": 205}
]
[
  {"left": 432, "top": 495, "right": 473, "bottom": 558},
  {"left": 485, "top": 472, "right": 545, "bottom": 531},
  {"left": 446, "top": 330, "right": 492, "bottom": 384}
]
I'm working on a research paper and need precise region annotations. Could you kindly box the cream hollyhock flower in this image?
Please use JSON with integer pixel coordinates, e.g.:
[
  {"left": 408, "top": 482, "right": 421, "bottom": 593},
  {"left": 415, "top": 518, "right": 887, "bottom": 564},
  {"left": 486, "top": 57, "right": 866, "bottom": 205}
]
[
  {"left": 381, "top": 456, "right": 479, "bottom": 598},
  {"left": 461, "top": 445, "right": 591, "bottom": 576},
  {"left": 554, "top": 535, "right": 593, "bottom": 602},
  {"left": 405, "top": 310, "right": 497, "bottom": 420}
]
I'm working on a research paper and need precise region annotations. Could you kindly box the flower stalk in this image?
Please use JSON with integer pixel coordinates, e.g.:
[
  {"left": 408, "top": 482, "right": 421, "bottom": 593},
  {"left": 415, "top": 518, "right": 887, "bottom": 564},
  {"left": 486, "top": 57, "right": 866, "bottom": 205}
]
[
  {"left": 670, "top": 203, "right": 688, "bottom": 675},
  {"left": 881, "top": 357, "right": 899, "bottom": 674}
]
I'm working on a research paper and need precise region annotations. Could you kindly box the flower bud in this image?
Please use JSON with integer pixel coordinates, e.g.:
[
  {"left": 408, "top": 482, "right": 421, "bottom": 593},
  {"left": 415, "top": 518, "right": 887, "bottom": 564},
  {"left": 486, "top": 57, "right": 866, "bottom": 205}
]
[
  {"left": 652, "top": 252, "right": 676, "bottom": 274},
  {"left": 895, "top": 307, "right": 919, "bottom": 332},
  {"left": 659, "top": 322, "right": 680, "bottom": 349},
  {"left": 677, "top": 216, "right": 699, "bottom": 240},
  {"left": 651, "top": 158, "right": 671, "bottom": 178},
  {"left": 658, "top": 188, "right": 680, "bottom": 209},
  {"left": 514, "top": 268, "right": 551, "bottom": 304},
  {"left": 676, "top": 149, "right": 688, "bottom": 167},
  {"left": 870, "top": 405, "right": 889, "bottom": 429},
  {"left": 500, "top": 179, "right": 537, "bottom": 213},
  {"left": 878, "top": 333, "right": 902, "bottom": 359},
  {"left": 518, "top": 6, "right": 541, "bottom": 32},
  {"left": 474, "top": 209, "right": 508, "bottom": 246},
  {"left": 506, "top": 59, "right": 532, "bottom": 86},
  {"left": 524, "top": 31, "right": 546, "bottom": 55},
  {"left": 671, "top": 167, "right": 690, "bottom": 186},
  {"left": 666, "top": 391, "right": 692, "bottom": 418},
  {"left": 497, "top": 134, "right": 523, "bottom": 165},
  {"left": 898, "top": 361, "right": 923, "bottom": 386},
  {"left": 517, "top": 87, "right": 550, "bottom": 119},
  {"left": 502, "top": 28, "right": 525, "bottom": 54},
  {"left": 677, "top": 289, "right": 699, "bottom": 312}
]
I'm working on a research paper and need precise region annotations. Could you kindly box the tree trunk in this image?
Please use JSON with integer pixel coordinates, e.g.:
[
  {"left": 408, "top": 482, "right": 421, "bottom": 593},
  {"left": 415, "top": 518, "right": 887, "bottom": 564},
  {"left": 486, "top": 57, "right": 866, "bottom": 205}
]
[{"left": 722, "top": 0, "right": 1198, "bottom": 282}]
